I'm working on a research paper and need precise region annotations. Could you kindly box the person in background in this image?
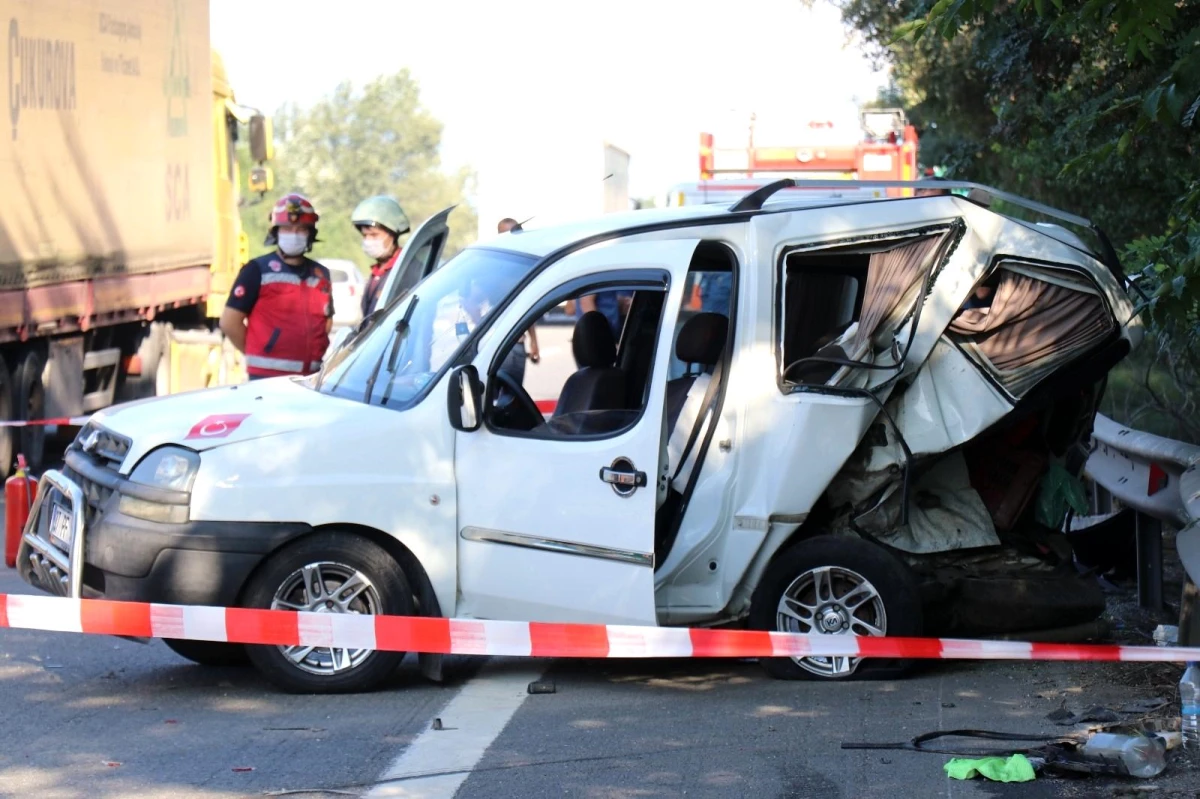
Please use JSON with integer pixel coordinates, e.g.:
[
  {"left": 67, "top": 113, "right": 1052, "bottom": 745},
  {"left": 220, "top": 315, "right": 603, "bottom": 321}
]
[
  {"left": 220, "top": 193, "right": 333, "bottom": 380},
  {"left": 353, "top": 195, "right": 412, "bottom": 317},
  {"left": 495, "top": 216, "right": 539, "bottom": 380}
]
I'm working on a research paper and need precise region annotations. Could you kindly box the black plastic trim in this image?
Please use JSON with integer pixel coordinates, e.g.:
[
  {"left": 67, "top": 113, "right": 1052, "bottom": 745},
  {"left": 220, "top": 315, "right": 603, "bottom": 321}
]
[{"left": 65, "top": 448, "right": 191, "bottom": 506}]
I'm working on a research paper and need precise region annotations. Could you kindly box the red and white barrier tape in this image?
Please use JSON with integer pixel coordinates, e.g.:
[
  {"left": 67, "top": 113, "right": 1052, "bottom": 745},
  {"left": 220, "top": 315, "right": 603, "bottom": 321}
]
[
  {"left": 2, "top": 594, "right": 1199, "bottom": 662},
  {"left": 0, "top": 416, "right": 90, "bottom": 428}
]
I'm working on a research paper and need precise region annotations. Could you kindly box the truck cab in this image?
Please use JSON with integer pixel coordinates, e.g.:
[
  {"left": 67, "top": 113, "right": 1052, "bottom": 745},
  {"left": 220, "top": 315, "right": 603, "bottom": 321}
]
[{"left": 18, "top": 182, "right": 1142, "bottom": 693}]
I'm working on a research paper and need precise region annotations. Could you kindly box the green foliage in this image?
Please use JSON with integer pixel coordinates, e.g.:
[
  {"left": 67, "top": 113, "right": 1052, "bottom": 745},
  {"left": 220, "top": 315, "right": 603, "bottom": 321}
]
[
  {"left": 833, "top": 0, "right": 1200, "bottom": 334},
  {"left": 237, "top": 70, "right": 477, "bottom": 276}
]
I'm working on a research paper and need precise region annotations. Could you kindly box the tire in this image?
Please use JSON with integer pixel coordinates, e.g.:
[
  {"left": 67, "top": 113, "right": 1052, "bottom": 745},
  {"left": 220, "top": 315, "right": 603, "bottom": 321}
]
[
  {"left": 16, "top": 350, "right": 46, "bottom": 474},
  {"left": 750, "top": 534, "right": 924, "bottom": 681},
  {"left": 163, "top": 638, "right": 250, "bottom": 667},
  {"left": 242, "top": 532, "right": 414, "bottom": 694},
  {"left": 0, "top": 357, "right": 14, "bottom": 479}
]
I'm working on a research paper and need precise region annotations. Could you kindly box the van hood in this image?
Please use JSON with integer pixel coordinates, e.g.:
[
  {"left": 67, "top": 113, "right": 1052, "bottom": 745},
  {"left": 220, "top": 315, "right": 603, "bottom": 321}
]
[{"left": 89, "top": 378, "right": 360, "bottom": 471}]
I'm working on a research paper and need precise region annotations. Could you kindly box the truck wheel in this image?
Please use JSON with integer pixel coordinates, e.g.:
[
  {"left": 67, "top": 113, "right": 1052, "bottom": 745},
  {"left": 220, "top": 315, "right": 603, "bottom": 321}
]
[
  {"left": 749, "top": 534, "right": 924, "bottom": 681},
  {"left": 163, "top": 638, "right": 250, "bottom": 667},
  {"left": 16, "top": 350, "right": 46, "bottom": 473},
  {"left": 0, "top": 358, "right": 14, "bottom": 479},
  {"left": 242, "top": 532, "right": 414, "bottom": 694}
]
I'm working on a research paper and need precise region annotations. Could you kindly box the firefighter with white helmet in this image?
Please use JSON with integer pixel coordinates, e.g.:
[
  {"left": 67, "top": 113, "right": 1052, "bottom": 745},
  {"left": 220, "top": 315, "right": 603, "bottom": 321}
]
[
  {"left": 219, "top": 192, "right": 334, "bottom": 380},
  {"left": 352, "top": 195, "right": 412, "bottom": 317}
]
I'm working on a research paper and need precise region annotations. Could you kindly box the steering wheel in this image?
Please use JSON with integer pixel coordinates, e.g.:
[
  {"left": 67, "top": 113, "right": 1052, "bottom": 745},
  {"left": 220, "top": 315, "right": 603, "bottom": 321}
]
[{"left": 492, "top": 369, "right": 544, "bottom": 430}]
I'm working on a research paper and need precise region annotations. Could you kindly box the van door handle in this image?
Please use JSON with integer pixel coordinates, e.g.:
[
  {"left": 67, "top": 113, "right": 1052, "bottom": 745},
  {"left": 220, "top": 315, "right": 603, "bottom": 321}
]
[{"left": 599, "top": 458, "right": 646, "bottom": 497}]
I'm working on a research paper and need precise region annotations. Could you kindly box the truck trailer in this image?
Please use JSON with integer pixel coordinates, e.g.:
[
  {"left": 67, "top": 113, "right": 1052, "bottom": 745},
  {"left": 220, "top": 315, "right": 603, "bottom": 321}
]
[{"left": 2, "top": 0, "right": 273, "bottom": 476}]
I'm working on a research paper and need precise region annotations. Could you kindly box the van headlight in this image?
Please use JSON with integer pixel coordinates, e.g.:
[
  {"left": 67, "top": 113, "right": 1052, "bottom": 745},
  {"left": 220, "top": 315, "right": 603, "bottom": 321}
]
[
  {"left": 128, "top": 447, "right": 200, "bottom": 492},
  {"left": 119, "top": 447, "right": 198, "bottom": 524}
]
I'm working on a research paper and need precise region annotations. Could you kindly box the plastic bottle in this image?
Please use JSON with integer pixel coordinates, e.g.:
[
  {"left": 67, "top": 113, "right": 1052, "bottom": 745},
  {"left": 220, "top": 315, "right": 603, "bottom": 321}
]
[
  {"left": 1181, "top": 661, "right": 1200, "bottom": 750},
  {"left": 1080, "top": 731, "right": 1166, "bottom": 778}
]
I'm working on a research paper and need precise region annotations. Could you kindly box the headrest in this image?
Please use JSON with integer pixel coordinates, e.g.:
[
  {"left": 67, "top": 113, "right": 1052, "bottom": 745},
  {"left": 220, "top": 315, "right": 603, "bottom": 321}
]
[
  {"left": 675, "top": 312, "right": 728, "bottom": 365},
  {"left": 572, "top": 311, "right": 617, "bottom": 368}
]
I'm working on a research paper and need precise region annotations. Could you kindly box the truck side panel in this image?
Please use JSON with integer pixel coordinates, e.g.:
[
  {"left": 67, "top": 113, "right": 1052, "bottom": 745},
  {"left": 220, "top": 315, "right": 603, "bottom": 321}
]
[{"left": 2, "top": 0, "right": 215, "bottom": 290}]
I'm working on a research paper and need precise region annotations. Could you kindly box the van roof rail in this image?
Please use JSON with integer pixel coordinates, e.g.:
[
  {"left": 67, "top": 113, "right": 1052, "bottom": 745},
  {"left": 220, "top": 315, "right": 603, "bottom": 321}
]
[{"left": 726, "top": 177, "right": 1124, "bottom": 282}]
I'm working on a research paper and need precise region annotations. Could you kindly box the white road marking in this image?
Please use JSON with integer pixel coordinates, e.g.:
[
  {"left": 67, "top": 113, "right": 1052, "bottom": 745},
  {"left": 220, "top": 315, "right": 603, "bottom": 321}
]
[{"left": 365, "top": 661, "right": 545, "bottom": 798}]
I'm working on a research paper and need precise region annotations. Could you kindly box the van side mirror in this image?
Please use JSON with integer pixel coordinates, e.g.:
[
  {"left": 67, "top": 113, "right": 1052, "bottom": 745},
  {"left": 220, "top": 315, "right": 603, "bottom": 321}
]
[
  {"left": 448, "top": 365, "right": 483, "bottom": 432},
  {"left": 249, "top": 114, "right": 274, "bottom": 163}
]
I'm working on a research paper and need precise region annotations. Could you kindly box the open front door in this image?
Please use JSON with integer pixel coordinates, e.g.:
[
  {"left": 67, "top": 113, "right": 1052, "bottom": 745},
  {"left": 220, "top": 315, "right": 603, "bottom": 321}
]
[
  {"left": 453, "top": 239, "right": 698, "bottom": 625},
  {"left": 377, "top": 205, "right": 455, "bottom": 308}
]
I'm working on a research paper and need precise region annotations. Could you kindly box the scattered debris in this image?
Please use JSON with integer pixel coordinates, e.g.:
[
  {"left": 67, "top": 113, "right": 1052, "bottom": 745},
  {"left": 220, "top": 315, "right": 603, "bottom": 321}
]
[
  {"left": 263, "top": 727, "right": 326, "bottom": 733},
  {"left": 528, "top": 679, "right": 556, "bottom": 695},
  {"left": 942, "top": 702, "right": 957, "bottom": 709},
  {"left": 1118, "top": 698, "right": 1169, "bottom": 715},
  {"left": 1152, "top": 625, "right": 1178, "bottom": 647},
  {"left": 945, "top": 754, "right": 1037, "bottom": 782},
  {"left": 1047, "top": 705, "right": 1121, "bottom": 726}
]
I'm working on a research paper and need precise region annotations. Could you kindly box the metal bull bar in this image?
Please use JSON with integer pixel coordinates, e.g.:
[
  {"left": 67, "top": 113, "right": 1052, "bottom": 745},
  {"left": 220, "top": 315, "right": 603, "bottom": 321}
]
[
  {"left": 1082, "top": 414, "right": 1200, "bottom": 609},
  {"left": 19, "top": 469, "right": 87, "bottom": 599}
]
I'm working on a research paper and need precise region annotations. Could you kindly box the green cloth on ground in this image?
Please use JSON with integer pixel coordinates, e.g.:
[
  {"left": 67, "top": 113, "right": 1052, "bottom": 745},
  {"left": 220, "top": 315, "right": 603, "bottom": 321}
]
[{"left": 944, "top": 754, "right": 1037, "bottom": 782}]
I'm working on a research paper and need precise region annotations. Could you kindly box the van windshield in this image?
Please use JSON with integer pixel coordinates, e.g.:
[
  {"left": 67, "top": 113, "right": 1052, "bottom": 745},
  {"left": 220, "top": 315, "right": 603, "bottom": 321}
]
[{"left": 312, "top": 247, "right": 538, "bottom": 409}]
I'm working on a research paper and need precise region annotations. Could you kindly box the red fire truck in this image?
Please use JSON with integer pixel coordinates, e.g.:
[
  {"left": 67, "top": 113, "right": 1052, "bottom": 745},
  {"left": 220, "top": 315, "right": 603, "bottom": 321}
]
[{"left": 666, "top": 108, "right": 919, "bottom": 207}]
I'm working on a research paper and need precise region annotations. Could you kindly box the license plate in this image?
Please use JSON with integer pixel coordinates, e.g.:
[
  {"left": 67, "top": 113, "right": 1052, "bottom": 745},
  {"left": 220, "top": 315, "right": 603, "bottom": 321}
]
[{"left": 48, "top": 504, "right": 73, "bottom": 551}]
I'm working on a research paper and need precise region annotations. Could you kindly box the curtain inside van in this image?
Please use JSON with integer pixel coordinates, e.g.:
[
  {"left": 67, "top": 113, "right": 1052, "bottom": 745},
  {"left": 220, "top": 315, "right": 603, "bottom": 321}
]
[
  {"left": 852, "top": 233, "right": 945, "bottom": 354},
  {"left": 947, "top": 265, "right": 1114, "bottom": 396}
]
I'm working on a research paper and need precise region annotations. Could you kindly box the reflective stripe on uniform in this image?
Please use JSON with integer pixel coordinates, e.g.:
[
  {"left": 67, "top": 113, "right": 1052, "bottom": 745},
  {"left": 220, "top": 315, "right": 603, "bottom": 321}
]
[
  {"left": 245, "top": 354, "right": 305, "bottom": 373},
  {"left": 261, "top": 272, "right": 303, "bottom": 286}
]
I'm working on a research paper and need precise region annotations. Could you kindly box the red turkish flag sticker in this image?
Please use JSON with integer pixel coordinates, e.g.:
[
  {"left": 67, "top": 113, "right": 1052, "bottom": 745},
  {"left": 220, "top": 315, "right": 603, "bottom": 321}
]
[{"left": 185, "top": 414, "right": 251, "bottom": 440}]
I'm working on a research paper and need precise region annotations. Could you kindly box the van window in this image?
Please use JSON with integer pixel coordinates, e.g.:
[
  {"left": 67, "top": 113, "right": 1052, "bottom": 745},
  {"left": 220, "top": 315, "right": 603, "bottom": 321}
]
[
  {"left": 315, "top": 247, "right": 538, "bottom": 409},
  {"left": 777, "top": 231, "right": 950, "bottom": 388},
  {"left": 487, "top": 279, "right": 666, "bottom": 440},
  {"left": 778, "top": 253, "right": 866, "bottom": 386}
]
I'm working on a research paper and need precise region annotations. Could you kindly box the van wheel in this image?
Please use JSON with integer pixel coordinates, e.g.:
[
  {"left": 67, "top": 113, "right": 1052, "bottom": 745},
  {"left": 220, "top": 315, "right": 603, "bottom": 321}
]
[
  {"left": 750, "top": 534, "right": 923, "bottom": 681},
  {"left": 16, "top": 350, "right": 46, "bottom": 473},
  {"left": 243, "top": 532, "right": 414, "bottom": 694},
  {"left": 163, "top": 638, "right": 250, "bottom": 667}
]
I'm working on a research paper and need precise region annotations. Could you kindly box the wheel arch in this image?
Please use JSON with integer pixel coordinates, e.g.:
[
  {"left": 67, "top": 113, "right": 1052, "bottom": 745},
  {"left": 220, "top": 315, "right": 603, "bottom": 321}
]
[{"left": 235, "top": 523, "right": 444, "bottom": 620}]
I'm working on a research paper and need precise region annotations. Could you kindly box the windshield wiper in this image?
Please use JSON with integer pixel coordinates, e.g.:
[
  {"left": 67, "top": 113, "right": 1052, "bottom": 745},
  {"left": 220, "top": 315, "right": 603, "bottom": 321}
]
[{"left": 363, "top": 296, "right": 418, "bottom": 404}]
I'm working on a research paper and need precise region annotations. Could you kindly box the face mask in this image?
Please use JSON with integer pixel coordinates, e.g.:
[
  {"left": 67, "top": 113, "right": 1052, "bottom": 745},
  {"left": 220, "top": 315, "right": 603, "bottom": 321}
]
[
  {"left": 362, "top": 237, "right": 391, "bottom": 260},
  {"left": 277, "top": 232, "right": 308, "bottom": 257}
]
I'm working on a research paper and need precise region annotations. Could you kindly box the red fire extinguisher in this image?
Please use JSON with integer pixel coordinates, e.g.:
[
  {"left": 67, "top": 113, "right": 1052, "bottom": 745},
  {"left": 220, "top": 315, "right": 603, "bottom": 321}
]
[{"left": 5, "top": 454, "right": 38, "bottom": 568}]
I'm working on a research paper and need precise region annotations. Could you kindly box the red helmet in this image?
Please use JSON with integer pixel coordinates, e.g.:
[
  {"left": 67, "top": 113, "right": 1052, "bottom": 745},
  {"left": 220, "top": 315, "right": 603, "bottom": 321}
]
[{"left": 269, "top": 193, "right": 319, "bottom": 227}]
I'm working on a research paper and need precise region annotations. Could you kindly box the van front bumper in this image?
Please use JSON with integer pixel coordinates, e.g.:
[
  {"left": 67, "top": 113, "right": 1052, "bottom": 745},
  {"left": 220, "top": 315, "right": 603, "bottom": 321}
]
[{"left": 17, "top": 465, "right": 312, "bottom": 608}]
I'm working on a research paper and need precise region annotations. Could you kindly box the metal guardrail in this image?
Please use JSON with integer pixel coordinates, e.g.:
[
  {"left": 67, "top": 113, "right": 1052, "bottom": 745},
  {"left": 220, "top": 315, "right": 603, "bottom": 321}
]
[{"left": 1082, "top": 414, "right": 1200, "bottom": 610}]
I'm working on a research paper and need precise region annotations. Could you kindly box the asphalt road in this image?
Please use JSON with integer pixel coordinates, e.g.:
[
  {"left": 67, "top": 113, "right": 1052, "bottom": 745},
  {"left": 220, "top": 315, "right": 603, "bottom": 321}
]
[{"left": 2, "top": 550, "right": 1194, "bottom": 799}]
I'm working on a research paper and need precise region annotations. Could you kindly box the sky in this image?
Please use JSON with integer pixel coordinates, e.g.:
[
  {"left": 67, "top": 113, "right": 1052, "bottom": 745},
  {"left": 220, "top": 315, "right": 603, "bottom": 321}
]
[{"left": 210, "top": 0, "right": 891, "bottom": 240}]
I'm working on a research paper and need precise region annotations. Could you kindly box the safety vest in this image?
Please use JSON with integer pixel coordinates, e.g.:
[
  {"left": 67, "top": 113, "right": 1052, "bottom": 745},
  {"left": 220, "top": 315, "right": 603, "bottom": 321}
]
[{"left": 243, "top": 254, "right": 332, "bottom": 377}]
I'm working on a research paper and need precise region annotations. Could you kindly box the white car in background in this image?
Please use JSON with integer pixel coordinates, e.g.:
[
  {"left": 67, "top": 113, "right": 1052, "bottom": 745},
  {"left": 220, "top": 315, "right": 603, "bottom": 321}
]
[{"left": 319, "top": 258, "right": 366, "bottom": 329}]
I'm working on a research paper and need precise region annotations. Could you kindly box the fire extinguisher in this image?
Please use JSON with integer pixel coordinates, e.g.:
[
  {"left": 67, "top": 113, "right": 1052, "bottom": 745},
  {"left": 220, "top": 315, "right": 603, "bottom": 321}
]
[{"left": 5, "top": 454, "right": 38, "bottom": 568}]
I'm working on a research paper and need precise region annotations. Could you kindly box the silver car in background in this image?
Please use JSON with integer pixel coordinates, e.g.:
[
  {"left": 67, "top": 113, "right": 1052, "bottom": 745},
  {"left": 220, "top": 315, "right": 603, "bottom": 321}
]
[{"left": 319, "top": 258, "right": 366, "bottom": 330}]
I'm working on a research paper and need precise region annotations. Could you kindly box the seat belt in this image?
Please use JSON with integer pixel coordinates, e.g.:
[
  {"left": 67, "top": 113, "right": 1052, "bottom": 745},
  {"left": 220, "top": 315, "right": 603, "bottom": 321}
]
[{"left": 671, "top": 357, "right": 724, "bottom": 485}]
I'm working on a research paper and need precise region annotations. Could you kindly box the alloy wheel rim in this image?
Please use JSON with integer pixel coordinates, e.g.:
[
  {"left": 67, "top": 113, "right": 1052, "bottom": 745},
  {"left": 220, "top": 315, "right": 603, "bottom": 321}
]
[
  {"left": 775, "top": 564, "right": 887, "bottom": 677},
  {"left": 270, "top": 561, "right": 381, "bottom": 676}
]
